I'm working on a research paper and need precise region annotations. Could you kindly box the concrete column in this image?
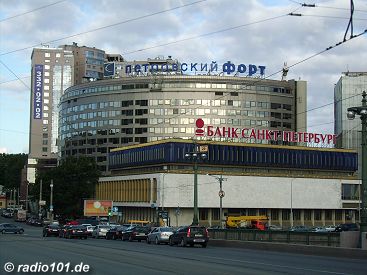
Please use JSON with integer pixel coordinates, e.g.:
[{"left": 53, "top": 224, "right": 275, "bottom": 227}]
[
  {"left": 301, "top": 209, "right": 304, "bottom": 226},
  {"left": 268, "top": 209, "right": 272, "bottom": 225},
  {"left": 322, "top": 210, "right": 325, "bottom": 226},
  {"left": 311, "top": 210, "right": 315, "bottom": 226}
]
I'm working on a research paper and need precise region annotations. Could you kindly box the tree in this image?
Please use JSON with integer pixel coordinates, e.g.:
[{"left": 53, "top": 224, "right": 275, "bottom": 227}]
[
  {"left": 0, "top": 153, "right": 27, "bottom": 189},
  {"left": 29, "top": 156, "right": 100, "bottom": 219}
]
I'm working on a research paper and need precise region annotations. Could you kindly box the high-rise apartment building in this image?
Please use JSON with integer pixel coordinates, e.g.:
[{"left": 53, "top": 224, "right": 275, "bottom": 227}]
[
  {"left": 335, "top": 72, "right": 367, "bottom": 172},
  {"left": 27, "top": 44, "right": 105, "bottom": 184},
  {"left": 62, "top": 42, "right": 105, "bottom": 85}
]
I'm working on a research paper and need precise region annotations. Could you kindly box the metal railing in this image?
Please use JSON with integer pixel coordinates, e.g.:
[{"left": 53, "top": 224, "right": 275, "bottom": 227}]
[{"left": 208, "top": 229, "right": 340, "bottom": 247}]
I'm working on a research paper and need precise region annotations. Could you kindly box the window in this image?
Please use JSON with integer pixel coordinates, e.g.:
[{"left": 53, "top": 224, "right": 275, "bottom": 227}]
[
  {"left": 335, "top": 210, "right": 343, "bottom": 220},
  {"left": 293, "top": 210, "right": 301, "bottom": 220},
  {"left": 304, "top": 210, "right": 311, "bottom": 221},
  {"left": 199, "top": 209, "right": 208, "bottom": 220},
  {"left": 271, "top": 103, "right": 281, "bottom": 109},
  {"left": 44, "top": 53, "right": 50, "bottom": 57},
  {"left": 282, "top": 209, "right": 290, "bottom": 220},
  {"left": 271, "top": 209, "right": 279, "bottom": 220},
  {"left": 212, "top": 209, "right": 220, "bottom": 220},
  {"left": 314, "top": 210, "right": 322, "bottom": 220},
  {"left": 341, "top": 184, "right": 359, "bottom": 200},
  {"left": 325, "top": 210, "right": 332, "bottom": 220},
  {"left": 283, "top": 113, "right": 292, "bottom": 119},
  {"left": 283, "top": 104, "right": 292, "bottom": 111}
]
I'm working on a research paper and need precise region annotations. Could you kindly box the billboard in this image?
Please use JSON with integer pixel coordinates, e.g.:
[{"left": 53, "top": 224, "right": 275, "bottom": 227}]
[
  {"left": 84, "top": 200, "right": 113, "bottom": 216},
  {"left": 103, "top": 62, "right": 115, "bottom": 77}
]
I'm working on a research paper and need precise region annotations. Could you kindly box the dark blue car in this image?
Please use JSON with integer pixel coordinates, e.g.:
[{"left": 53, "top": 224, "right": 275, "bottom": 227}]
[{"left": 0, "top": 223, "right": 24, "bottom": 234}]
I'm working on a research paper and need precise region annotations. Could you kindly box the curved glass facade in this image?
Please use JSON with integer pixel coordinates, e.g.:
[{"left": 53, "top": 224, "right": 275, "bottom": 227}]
[{"left": 59, "top": 75, "right": 305, "bottom": 172}]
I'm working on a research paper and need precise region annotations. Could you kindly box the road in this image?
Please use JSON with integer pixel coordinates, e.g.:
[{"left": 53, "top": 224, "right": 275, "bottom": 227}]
[{"left": 0, "top": 219, "right": 366, "bottom": 275}]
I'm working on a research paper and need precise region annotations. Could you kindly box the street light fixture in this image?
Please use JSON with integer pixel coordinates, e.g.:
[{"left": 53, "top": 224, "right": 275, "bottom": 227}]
[
  {"left": 50, "top": 180, "right": 54, "bottom": 222},
  {"left": 184, "top": 145, "right": 207, "bottom": 226},
  {"left": 208, "top": 174, "right": 227, "bottom": 228},
  {"left": 346, "top": 91, "right": 367, "bottom": 244}
]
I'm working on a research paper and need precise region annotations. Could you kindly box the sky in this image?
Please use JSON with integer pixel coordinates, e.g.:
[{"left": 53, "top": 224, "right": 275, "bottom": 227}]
[{"left": 0, "top": 0, "right": 366, "bottom": 154}]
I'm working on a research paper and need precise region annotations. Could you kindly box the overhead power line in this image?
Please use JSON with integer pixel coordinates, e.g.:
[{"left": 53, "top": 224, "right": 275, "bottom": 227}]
[
  {"left": 0, "top": 60, "right": 30, "bottom": 89},
  {"left": 122, "top": 13, "right": 290, "bottom": 56},
  {"left": 0, "top": 6, "right": 297, "bottom": 84},
  {"left": 0, "top": 0, "right": 68, "bottom": 23},
  {"left": 289, "top": 0, "right": 367, "bottom": 13},
  {"left": 0, "top": 0, "right": 207, "bottom": 56}
]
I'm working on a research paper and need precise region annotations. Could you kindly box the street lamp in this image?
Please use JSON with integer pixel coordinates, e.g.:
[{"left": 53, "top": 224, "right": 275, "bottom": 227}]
[
  {"left": 185, "top": 145, "right": 207, "bottom": 226},
  {"left": 208, "top": 174, "right": 227, "bottom": 228},
  {"left": 50, "top": 180, "right": 54, "bottom": 222},
  {"left": 25, "top": 181, "right": 29, "bottom": 211},
  {"left": 39, "top": 179, "right": 43, "bottom": 219},
  {"left": 346, "top": 91, "right": 367, "bottom": 243}
]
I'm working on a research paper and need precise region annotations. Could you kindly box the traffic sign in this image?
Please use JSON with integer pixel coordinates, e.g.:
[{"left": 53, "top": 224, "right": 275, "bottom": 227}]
[
  {"left": 113, "top": 206, "right": 118, "bottom": 212},
  {"left": 218, "top": 190, "right": 225, "bottom": 198}
]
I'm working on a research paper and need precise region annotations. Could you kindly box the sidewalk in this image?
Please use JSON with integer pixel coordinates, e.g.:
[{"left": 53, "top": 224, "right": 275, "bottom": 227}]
[{"left": 209, "top": 239, "right": 367, "bottom": 260}]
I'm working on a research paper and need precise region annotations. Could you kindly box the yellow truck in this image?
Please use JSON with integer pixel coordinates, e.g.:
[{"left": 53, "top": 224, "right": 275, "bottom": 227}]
[{"left": 226, "top": 215, "right": 268, "bottom": 230}]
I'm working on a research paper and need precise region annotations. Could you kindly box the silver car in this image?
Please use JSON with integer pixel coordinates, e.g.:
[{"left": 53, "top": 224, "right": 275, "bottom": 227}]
[
  {"left": 146, "top": 227, "right": 174, "bottom": 244},
  {"left": 92, "top": 225, "right": 110, "bottom": 238}
]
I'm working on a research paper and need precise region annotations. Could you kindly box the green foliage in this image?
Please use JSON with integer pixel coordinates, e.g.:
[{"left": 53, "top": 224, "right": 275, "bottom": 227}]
[
  {"left": 0, "top": 153, "right": 27, "bottom": 189},
  {"left": 29, "top": 156, "right": 100, "bottom": 218}
]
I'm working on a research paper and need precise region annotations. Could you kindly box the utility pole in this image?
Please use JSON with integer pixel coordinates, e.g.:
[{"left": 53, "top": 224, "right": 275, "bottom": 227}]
[
  {"left": 347, "top": 91, "right": 367, "bottom": 247},
  {"left": 39, "top": 179, "right": 43, "bottom": 219}
]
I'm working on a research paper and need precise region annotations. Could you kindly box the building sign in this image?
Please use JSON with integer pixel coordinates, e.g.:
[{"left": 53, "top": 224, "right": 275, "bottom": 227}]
[
  {"left": 195, "top": 118, "right": 336, "bottom": 145},
  {"left": 84, "top": 200, "right": 113, "bottom": 217},
  {"left": 124, "top": 61, "right": 266, "bottom": 77},
  {"left": 33, "top": 64, "right": 43, "bottom": 119},
  {"left": 103, "top": 62, "right": 115, "bottom": 77}
]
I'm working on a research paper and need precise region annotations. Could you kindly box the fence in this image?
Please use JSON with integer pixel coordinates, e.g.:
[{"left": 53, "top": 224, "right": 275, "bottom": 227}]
[{"left": 208, "top": 229, "right": 340, "bottom": 247}]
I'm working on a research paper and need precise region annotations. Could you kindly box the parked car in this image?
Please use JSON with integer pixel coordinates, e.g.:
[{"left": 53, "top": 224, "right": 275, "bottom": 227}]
[
  {"left": 169, "top": 226, "right": 209, "bottom": 248},
  {"left": 311, "top": 227, "right": 328, "bottom": 233},
  {"left": 325, "top": 225, "right": 336, "bottom": 232},
  {"left": 85, "top": 225, "right": 95, "bottom": 236},
  {"left": 289, "top": 225, "right": 310, "bottom": 232},
  {"left": 147, "top": 227, "right": 174, "bottom": 244},
  {"left": 121, "top": 226, "right": 150, "bottom": 242},
  {"left": 42, "top": 219, "right": 51, "bottom": 226},
  {"left": 335, "top": 223, "right": 359, "bottom": 232},
  {"left": 92, "top": 225, "right": 111, "bottom": 238},
  {"left": 0, "top": 223, "right": 24, "bottom": 234},
  {"left": 58, "top": 225, "right": 73, "bottom": 238},
  {"left": 106, "top": 226, "right": 129, "bottom": 240},
  {"left": 1, "top": 210, "right": 14, "bottom": 218},
  {"left": 43, "top": 224, "right": 61, "bottom": 237},
  {"left": 268, "top": 225, "right": 282, "bottom": 231},
  {"left": 26, "top": 217, "right": 43, "bottom": 226},
  {"left": 64, "top": 225, "right": 88, "bottom": 239}
]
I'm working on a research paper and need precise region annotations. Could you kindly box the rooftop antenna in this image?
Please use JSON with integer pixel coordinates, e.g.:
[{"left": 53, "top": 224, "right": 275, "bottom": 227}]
[{"left": 281, "top": 62, "right": 289, "bottom": 81}]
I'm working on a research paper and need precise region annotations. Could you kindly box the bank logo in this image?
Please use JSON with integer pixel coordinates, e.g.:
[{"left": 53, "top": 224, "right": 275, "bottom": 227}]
[{"left": 195, "top": 118, "right": 205, "bottom": 136}]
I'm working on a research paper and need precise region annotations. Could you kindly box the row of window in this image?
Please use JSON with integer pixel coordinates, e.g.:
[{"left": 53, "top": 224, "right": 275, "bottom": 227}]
[
  {"left": 109, "top": 143, "right": 356, "bottom": 171},
  {"left": 62, "top": 81, "right": 292, "bottom": 100},
  {"left": 61, "top": 100, "right": 293, "bottom": 115},
  {"left": 59, "top": 118, "right": 292, "bottom": 136}
]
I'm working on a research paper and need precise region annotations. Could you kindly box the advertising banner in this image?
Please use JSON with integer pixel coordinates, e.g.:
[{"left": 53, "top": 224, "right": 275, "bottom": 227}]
[
  {"left": 84, "top": 200, "right": 113, "bottom": 216},
  {"left": 33, "top": 64, "right": 43, "bottom": 119}
]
